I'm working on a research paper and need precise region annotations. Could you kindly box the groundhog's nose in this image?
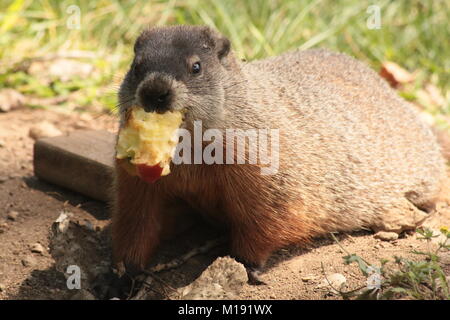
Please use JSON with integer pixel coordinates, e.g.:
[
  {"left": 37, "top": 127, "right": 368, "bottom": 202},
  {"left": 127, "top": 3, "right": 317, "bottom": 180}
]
[{"left": 137, "top": 76, "right": 173, "bottom": 113}]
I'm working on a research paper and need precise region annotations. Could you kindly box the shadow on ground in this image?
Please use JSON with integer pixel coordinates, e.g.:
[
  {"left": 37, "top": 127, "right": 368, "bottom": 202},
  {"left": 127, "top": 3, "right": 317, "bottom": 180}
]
[
  {"left": 24, "top": 175, "right": 109, "bottom": 220},
  {"left": 12, "top": 174, "right": 376, "bottom": 300}
]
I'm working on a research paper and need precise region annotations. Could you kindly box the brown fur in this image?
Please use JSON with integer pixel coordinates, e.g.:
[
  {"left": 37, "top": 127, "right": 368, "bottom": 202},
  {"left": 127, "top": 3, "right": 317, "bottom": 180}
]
[{"left": 112, "top": 25, "right": 447, "bottom": 270}]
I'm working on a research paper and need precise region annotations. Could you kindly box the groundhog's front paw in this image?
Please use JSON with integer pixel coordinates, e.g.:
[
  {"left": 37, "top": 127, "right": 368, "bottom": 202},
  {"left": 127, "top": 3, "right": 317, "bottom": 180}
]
[
  {"left": 92, "top": 266, "right": 135, "bottom": 300},
  {"left": 112, "top": 251, "right": 149, "bottom": 277}
]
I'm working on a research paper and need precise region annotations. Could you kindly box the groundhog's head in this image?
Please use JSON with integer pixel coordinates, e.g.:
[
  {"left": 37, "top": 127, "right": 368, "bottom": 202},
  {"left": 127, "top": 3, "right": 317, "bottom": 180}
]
[{"left": 119, "top": 25, "right": 237, "bottom": 129}]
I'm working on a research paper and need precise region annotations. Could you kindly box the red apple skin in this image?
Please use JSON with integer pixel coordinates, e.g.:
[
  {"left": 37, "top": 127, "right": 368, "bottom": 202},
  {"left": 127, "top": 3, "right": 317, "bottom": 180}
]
[{"left": 136, "top": 163, "right": 164, "bottom": 183}]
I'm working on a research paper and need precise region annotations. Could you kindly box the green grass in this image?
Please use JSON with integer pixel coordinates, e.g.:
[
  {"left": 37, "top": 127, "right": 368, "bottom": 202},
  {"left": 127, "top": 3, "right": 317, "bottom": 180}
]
[
  {"left": 327, "top": 228, "right": 450, "bottom": 300},
  {"left": 0, "top": 0, "right": 449, "bottom": 111}
]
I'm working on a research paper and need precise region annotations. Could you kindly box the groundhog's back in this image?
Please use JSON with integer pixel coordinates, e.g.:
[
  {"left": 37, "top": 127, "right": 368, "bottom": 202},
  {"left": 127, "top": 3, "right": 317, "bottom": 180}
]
[{"left": 233, "top": 49, "right": 446, "bottom": 231}]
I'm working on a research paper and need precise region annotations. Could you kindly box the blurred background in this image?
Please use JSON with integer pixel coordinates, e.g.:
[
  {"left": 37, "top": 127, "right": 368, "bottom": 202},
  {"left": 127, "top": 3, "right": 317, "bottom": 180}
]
[
  {"left": 0, "top": 0, "right": 449, "bottom": 119},
  {"left": 0, "top": 0, "right": 449, "bottom": 300}
]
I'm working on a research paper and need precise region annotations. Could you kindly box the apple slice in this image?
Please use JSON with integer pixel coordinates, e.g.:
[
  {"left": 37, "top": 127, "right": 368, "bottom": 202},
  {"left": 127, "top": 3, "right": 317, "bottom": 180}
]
[
  {"left": 115, "top": 107, "right": 183, "bottom": 183},
  {"left": 136, "top": 163, "right": 164, "bottom": 183}
]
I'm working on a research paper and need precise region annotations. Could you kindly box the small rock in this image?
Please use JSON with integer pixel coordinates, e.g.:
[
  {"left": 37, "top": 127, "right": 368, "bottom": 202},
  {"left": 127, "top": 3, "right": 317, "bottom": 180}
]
[
  {"left": 70, "top": 289, "right": 96, "bottom": 300},
  {"left": 175, "top": 256, "right": 248, "bottom": 300},
  {"left": 53, "top": 211, "right": 71, "bottom": 234},
  {"left": 374, "top": 231, "right": 399, "bottom": 241},
  {"left": 0, "top": 221, "right": 8, "bottom": 230},
  {"left": 28, "top": 59, "right": 94, "bottom": 82},
  {"left": 0, "top": 176, "right": 8, "bottom": 183},
  {"left": 0, "top": 88, "right": 25, "bottom": 112},
  {"left": 7, "top": 211, "right": 19, "bottom": 221},
  {"left": 29, "top": 121, "right": 62, "bottom": 140},
  {"left": 22, "top": 255, "right": 37, "bottom": 267},
  {"left": 301, "top": 275, "right": 315, "bottom": 282},
  {"left": 74, "top": 121, "right": 90, "bottom": 130},
  {"left": 30, "top": 243, "right": 46, "bottom": 254},
  {"left": 318, "top": 273, "right": 347, "bottom": 293},
  {"left": 375, "top": 242, "right": 388, "bottom": 249},
  {"left": 49, "top": 60, "right": 94, "bottom": 82},
  {"left": 79, "top": 113, "right": 93, "bottom": 121},
  {"left": 0, "top": 283, "right": 5, "bottom": 292}
]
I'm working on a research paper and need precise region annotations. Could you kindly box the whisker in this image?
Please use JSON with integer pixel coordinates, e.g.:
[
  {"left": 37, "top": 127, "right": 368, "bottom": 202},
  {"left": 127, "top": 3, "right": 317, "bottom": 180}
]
[{"left": 111, "top": 96, "right": 136, "bottom": 113}]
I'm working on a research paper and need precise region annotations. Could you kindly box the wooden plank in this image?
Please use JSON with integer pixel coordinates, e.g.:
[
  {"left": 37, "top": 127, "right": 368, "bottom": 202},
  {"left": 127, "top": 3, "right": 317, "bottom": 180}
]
[{"left": 33, "top": 130, "right": 116, "bottom": 202}]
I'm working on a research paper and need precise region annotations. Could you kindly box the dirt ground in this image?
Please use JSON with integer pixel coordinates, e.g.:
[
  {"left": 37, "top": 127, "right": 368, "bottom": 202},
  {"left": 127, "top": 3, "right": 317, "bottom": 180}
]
[{"left": 0, "top": 108, "right": 449, "bottom": 300}]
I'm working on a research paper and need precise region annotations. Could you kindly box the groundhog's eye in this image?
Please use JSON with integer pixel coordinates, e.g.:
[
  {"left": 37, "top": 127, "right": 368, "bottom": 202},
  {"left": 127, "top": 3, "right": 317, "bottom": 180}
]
[{"left": 191, "top": 62, "right": 201, "bottom": 74}]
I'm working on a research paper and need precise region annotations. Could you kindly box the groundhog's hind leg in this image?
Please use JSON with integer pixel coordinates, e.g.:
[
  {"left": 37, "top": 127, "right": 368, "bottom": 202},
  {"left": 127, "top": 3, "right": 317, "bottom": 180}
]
[
  {"left": 373, "top": 173, "right": 447, "bottom": 234},
  {"left": 228, "top": 210, "right": 313, "bottom": 284},
  {"left": 229, "top": 224, "right": 278, "bottom": 285},
  {"left": 371, "top": 197, "right": 429, "bottom": 234}
]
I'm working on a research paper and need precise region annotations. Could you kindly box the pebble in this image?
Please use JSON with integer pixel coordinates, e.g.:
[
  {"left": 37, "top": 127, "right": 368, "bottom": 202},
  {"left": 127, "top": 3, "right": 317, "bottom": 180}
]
[
  {"left": 0, "top": 283, "right": 5, "bottom": 292},
  {"left": 301, "top": 275, "right": 315, "bottom": 282},
  {"left": 0, "top": 88, "right": 25, "bottom": 112},
  {"left": 79, "top": 113, "right": 93, "bottom": 121},
  {"left": 374, "top": 242, "right": 388, "bottom": 249},
  {"left": 0, "top": 176, "right": 8, "bottom": 183},
  {"left": 22, "top": 255, "right": 37, "bottom": 267},
  {"left": 7, "top": 211, "right": 19, "bottom": 221},
  {"left": 30, "top": 243, "right": 46, "bottom": 254},
  {"left": 374, "top": 231, "right": 399, "bottom": 241},
  {"left": 0, "top": 221, "right": 8, "bottom": 232},
  {"left": 53, "top": 212, "right": 71, "bottom": 234},
  {"left": 29, "top": 59, "right": 94, "bottom": 82},
  {"left": 176, "top": 256, "right": 248, "bottom": 300},
  {"left": 318, "top": 273, "right": 347, "bottom": 292},
  {"left": 29, "top": 121, "right": 62, "bottom": 140}
]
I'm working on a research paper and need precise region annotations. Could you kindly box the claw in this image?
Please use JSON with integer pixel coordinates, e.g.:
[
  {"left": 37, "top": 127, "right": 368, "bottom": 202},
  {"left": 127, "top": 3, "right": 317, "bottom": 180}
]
[
  {"left": 232, "top": 255, "right": 267, "bottom": 285},
  {"left": 92, "top": 267, "right": 134, "bottom": 300},
  {"left": 246, "top": 266, "right": 266, "bottom": 285}
]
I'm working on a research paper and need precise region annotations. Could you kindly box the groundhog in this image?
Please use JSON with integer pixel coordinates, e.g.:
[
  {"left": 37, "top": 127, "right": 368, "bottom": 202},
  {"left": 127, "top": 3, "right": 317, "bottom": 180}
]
[{"left": 112, "top": 25, "right": 447, "bottom": 280}]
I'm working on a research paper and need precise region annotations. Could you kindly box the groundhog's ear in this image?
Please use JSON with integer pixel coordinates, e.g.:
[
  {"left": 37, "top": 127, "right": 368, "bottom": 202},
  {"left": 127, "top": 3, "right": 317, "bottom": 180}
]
[
  {"left": 202, "top": 27, "right": 231, "bottom": 60},
  {"left": 215, "top": 35, "right": 230, "bottom": 60}
]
